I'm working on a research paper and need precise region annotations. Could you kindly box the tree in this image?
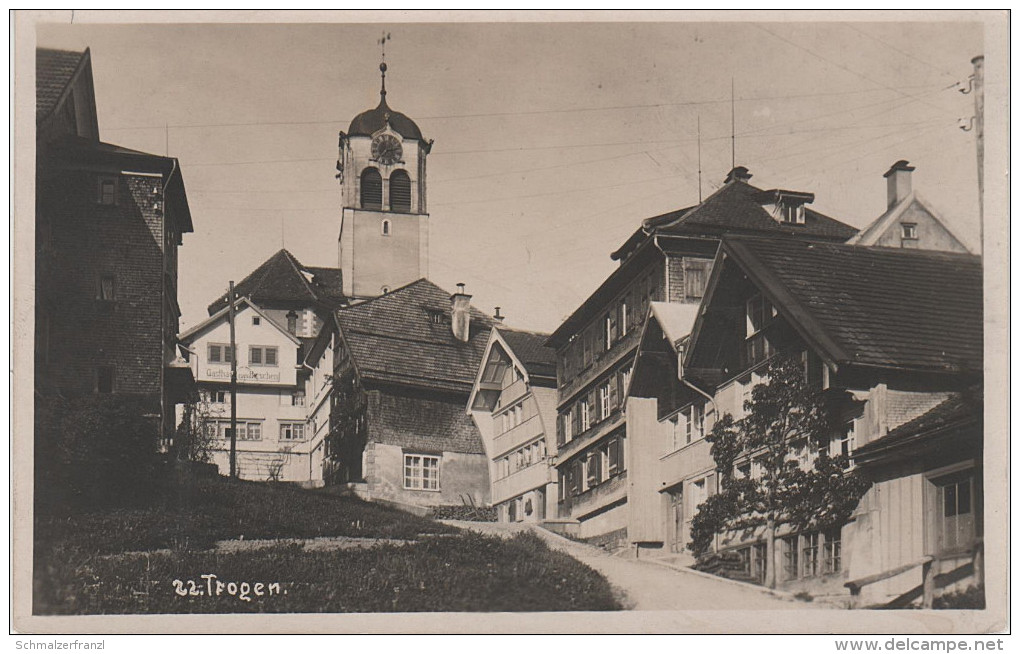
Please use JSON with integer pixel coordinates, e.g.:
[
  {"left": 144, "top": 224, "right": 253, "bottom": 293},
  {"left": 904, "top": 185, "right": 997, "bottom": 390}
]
[
  {"left": 688, "top": 354, "right": 869, "bottom": 588},
  {"left": 171, "top": 391, "right": 216, "bottom": 464}
]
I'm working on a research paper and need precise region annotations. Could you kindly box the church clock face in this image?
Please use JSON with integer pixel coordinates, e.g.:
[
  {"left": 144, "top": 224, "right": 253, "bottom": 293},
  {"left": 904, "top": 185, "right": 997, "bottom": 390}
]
[{"left": 371, "top": 134, "right": 403, "bottom": 165}]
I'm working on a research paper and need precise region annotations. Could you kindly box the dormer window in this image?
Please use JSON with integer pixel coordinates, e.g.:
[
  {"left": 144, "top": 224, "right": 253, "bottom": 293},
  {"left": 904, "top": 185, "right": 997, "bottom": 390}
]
[
  {"left": 782, "top": 203, "right": 806, "bottom": 225},
  {"left": 97, "top": 176, "right": 118, "bottom": 206},
  {"left": 427, "top": 309, "right": 447, "bottom": 324}
]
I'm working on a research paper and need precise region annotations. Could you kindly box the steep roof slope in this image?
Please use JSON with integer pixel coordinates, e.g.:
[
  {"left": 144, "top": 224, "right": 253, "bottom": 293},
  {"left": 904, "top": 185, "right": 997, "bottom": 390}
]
[
  {"left": 497, "top": 327, "right": 557, "bottom": 380},
  {"left": 336, "top": 279, "right": 495, "bottom": 394},
  {"left": 721, "top": 236, "right": 983, "bottom": 373},
  {"left": 207, "top": 249, "right": 345, "bottom": 315},
  {"left": 36, "top": 48, "right": 87, "bottom": 123}
]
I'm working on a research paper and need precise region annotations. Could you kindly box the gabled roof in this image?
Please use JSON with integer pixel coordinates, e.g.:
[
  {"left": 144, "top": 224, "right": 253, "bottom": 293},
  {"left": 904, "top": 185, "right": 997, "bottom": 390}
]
[
  {"left": 179, "top": 296, "right": 302, "bottom": 345},
  {"left": 37, "top": 48, "right": 88, "bottom": 124},
  {"left": 689, "top": 235, "right": 983, "bottom": 374},
  {"left": 648, "top": 301, "right": 700, "bottom": 349},
  {"left": 611, "top": 174, "right": 857, "bottom": 261},
  {"left": 335, "top": 278, "right": 494, "bottom": 394},
  {"left": 497, "top": 327, "right": 557, "bottom": 381},
  {"left": 854, "top": 388, "right": 982, "bottom": 464},
  {"left": 40, "top": 134, "right": 194, "bottom": 234},
  {"left": 846, "top": 190, "right": 971, "bottom": 252},
  {"left": 207, "top": 249, "right": 345, "bottom": 315}
]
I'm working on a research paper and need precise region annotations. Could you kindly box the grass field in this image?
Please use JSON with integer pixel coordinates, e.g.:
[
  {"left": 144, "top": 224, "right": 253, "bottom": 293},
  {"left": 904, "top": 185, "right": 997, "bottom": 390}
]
[{"left": 34, "top": 475, "right": 622, "bottom": 614}]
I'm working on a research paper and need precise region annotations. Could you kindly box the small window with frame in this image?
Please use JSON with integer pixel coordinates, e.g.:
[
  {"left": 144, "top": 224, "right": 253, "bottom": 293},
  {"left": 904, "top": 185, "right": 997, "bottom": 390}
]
[
  {"left": 97, "top": 275, "right": 116, "bottom": 301},
  {"left": 381, "top": 219, "right": 392, "bottom": 236},
  {"left": 97, "top": 176, "right": 118, "bottom": 206},
  {"left": 97, "top": 366, "right": 115, "bottom": 393},
  {"left": 901, "top": 223, "right": 918, "bottom": 240}
]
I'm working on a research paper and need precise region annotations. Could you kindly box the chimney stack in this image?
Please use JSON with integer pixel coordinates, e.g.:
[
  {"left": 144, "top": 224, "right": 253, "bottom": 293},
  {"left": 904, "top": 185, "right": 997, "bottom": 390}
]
[
  {"left": 724, "top": 166, "right": 752, "bottom": 184},
  {"left": 451, "top": 283, "right": 472, "bottom": 343},
  {"left": 493, "top": 307, "right": 504, "bottom": 323},
  {"left": 884, "top": 160, "right": 915, "bottom": 209}
]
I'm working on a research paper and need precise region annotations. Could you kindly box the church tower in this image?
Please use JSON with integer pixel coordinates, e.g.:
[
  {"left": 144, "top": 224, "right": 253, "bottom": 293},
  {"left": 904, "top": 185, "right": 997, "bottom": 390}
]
[{"left": 337, "top": 61, "right": 432, "bottom": 302}]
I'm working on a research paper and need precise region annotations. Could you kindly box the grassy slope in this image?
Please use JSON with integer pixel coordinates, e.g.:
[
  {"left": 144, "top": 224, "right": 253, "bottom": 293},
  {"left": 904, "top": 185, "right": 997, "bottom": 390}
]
[
  {"left": 34, "top": 475, "right": 622, "bottom": 614},
  {"left": 35, "top": 475, "right": 453, "bottom": 554}
]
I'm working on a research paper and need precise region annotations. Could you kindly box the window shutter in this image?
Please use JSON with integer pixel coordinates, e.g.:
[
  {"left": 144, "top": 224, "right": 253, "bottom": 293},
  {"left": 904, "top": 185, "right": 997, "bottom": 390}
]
[
  {"left": 609, "top": 373, "right": 619, "bottom": 411},
  {"left": 609, "top": 310, "right": 618, "bottom": 344},
  {"left": 556, "top": 414, "right": 565, "bottom": 447},
  {"left": 587, "top": 389, "right": 597, "bottom": 424},
  {"left": 571, "top": 403, "right": 581, "bottom": 435}
]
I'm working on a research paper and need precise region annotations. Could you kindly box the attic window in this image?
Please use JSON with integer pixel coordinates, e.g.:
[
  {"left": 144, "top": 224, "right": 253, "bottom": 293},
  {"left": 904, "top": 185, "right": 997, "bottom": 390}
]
[
  {"left": 901, "top": 223, "right": 918, "bottom": 240},
  {"left": 781, "top": 204, "right": 806, "bottom": 225},
  {"left": 252, "top": 316, "right": 261, "bottom": 326},
  {"left": 97, "top": 176, "right": 118, "bottom": 206},
  {"left": 427, "top": 309, "right": 447, "bottom": 325}
]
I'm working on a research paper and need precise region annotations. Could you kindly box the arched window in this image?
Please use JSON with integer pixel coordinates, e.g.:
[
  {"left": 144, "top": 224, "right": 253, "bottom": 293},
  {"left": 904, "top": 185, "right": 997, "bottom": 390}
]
[
  {"left": 389, "top": 169, "right": 412, "bottom": 213},
  {"left": 381, "top": 219, "right": 391, "bottom": 236},
  {"left": 360, "top": 168, "right": 382, "bottom": 209}
]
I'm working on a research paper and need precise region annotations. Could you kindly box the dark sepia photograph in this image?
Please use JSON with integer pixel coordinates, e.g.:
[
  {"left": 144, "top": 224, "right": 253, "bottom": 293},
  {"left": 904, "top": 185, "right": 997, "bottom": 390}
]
[{"left": 11, "top": 10, "right": 1008, "bottom": 635}]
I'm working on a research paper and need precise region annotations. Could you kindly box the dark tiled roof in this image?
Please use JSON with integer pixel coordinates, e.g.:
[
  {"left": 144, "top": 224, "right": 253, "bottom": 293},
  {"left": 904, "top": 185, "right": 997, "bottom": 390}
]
[
  {"left": 336, "top": 279, "right": 494, "bottom": 393},
  {"left": 498, "top": 326, "right": 557, "bottom": 380},
  {"left": 724, "top": 236, "right": 983, "bottom": 373},
  {"left": 370, "top": 391, "right": 486, "bottom": 454},
  {"left": 855, "top": 389, "right": 982, "bottom": 460},
  {"left": 207, "top": 249, "right": 345, "bottom": 315},
  {"left": 348, "top": 96, "right": 424, "bottom": 141},
  {"left": 37, "top": 48, "right": 87, "bottom": 123},
  {"left": 611, "top": 178, "right": 856, "bottom": 261}
]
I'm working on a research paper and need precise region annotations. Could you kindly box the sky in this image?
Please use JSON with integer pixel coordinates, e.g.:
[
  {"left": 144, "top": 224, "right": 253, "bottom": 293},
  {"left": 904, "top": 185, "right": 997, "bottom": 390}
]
[{"left": 37, "top": 17, "right": 986, "bottom": 334}]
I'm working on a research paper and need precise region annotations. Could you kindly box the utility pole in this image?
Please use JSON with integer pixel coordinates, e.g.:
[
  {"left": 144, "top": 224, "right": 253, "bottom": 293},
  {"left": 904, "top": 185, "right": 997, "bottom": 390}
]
[
  {"left": 730, "top": 77, "right": 736, "bottom": 169},
  {"left": 228, "top": 281, "right": 238, "bottom": 478},
  {"left": 972, "top": 55, "right": 984, "bottom": 246},
  {"left": 697, "top": 114, "right": 703, "bottom": 203}
]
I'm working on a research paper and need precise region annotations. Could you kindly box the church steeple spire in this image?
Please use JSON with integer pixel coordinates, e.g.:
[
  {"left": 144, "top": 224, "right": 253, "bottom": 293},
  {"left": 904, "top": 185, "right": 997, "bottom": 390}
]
[{"left": 378, "top": 31, "right": 391, "bottom": 102}]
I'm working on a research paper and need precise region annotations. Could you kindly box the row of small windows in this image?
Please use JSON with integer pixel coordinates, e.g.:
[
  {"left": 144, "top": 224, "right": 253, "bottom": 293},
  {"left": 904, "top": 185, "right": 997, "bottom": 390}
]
[{"left": 360, "top": 168, "right": 412, "bottom": 212}]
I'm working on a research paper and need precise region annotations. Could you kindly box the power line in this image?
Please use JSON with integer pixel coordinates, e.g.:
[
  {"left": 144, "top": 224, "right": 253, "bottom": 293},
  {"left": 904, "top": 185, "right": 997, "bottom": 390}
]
[
  {"left": 101, "top": 83, "right": 946, "bottom": 133},
  {"left": 845, "top": 24, "right": 958, "bottom": 81},
  {"left": 753, "top": 24, "right": 959, "bottom": 120}
]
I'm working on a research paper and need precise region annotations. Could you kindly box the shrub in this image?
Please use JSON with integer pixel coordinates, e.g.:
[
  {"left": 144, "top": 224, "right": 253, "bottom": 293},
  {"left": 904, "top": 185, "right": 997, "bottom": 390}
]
[
  {"left": 430, "top": 505, "right": 498, "bottom": 522},
  {"left": 35, "top": 391, "right": 164, "bottom": 513},
  {"left": 933, "top": 586, "right": 985, "bottom": 610}
]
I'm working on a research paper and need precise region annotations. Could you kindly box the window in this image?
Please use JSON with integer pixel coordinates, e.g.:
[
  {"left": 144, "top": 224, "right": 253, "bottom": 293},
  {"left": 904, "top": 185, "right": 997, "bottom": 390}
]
[
  {"left": 249, "top": 346, "right": 278, "bottom": 367},
  {"left": 801, "top": 531, "right": 820, "bottom": 578},
  {"left": 607, "top": 438, "right": 623, "bottom": 476},
  {"left": 781, "top": 203, "right": 806, "bottom": 224},
  {"left": 586, "top": 451, "right": 602, "bottom": 488},
  {"left": 389, "top": 170, "right": 412, "bottom": 212},
  {"left": 836, "top": 420, "right": 856, "bottom": 459},
  {"left": 599, "top": 382, "right": 612, "bottom": 420},
  {"left": 213, "top": 420, "right": 259, "bottom": 441},
  {"left": 738, "top": 374, "right": 752, "bottom": 418},
  {"left": 680, "top": 404, "right": 704, "bottom": 445},
  {"left": 619, "top": 302, "right": 628, "bottom": 337},
  {"left": 670, "top": 412, "right": 686, "bottom": 452},
  {"left": 689, "top": 477, "right": 708, "bottom": 514},
  {"left": 209, "top": 390, "right": 227, "bottom": 404},
  {"left": 580, "top": 398, "right": 591, "bottom": 432},
  {"left": 381, "top": 219, "right": 392, "bottom": 236},
  {"left": 823, "top": 528, "right": 842, "bottom": 574},
  {"left": 684, "top": 259, "right": 711, "bottom": 299},
  {"left": 901, "top": 222, "right": 918, "bottom": 240},
  {"left": 97, "top": 176, "right": 118, "bottom": 205},
  {"left": 360, "top": 168, "right": 382, "bottom": 209},
  {"left": 782, "top": 536, "right": 799, "bottom": 581},
  {"left": 745, "top": 293, "right": 775, "bottom": 338},
  {"left": 251, "top": 316, "right": 261, "bottom": 326},
  {"left": 292, "top": 390, "right": 305, "bottom": 407},
  {"left": 563, "top": 408, "right": 573, "bottom": 443},
  {"left": 97, "top": 366, "right": 114, "bottom": 393},
  {"left": 404, "top": 454, "right": 440, "bottom": 491},
  {"left": 280, "top": 422, "right": 306, "bottom": 441},
  {"left": 286, "top": 311, "right": 298, "bottom": 335},
  {"left": 930, "top": 469, "right": 978, "bottom": 555},
  {"left": 208, "top": 343, "right": 232, "bottom": 364},
  {"left": 97, "top": 275, "right": 116, "bottom": 301}
]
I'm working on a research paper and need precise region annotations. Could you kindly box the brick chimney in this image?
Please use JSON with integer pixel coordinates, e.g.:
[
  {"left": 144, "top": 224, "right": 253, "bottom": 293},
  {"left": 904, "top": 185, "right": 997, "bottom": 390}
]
[
  {"left": 493, "top": 307, "right": 504, "bottom": 324},
  {"left": 884, "top": 160, "right": 915, "bottom": 209},
  {"left": 725, "top": 166, "right": 752, "bottom": 184},
  {"left": 451, "top": 283, "right": 472, "bottom": 343}
]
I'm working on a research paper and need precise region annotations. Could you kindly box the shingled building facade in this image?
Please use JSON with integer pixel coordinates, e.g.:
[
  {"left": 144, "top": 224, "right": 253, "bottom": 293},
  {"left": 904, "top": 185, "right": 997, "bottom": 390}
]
[
  {"left": 328, "top": 279, "right": 493, "bottom": 510},
  {"left": 35, "top": 48, "right": 194, "bottom": 443}
]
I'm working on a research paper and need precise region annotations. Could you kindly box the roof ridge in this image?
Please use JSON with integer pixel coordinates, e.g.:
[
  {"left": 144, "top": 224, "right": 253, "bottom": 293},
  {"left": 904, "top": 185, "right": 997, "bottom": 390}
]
[{"left": 280, "top": 248, "right": 319, "bottom": 299}]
